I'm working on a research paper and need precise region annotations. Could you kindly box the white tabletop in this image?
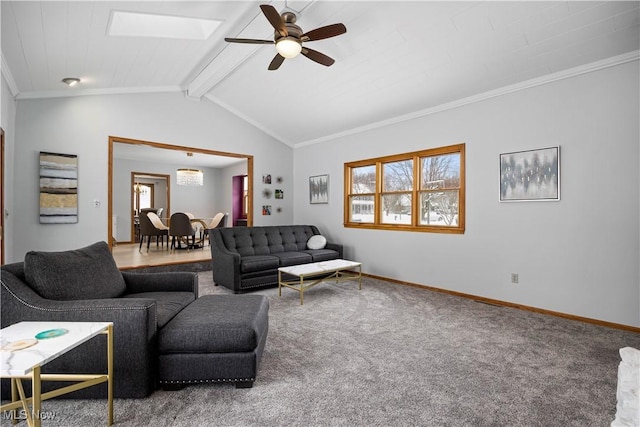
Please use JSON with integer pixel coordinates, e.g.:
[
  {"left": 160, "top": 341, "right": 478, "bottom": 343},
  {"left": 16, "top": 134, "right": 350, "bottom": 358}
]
[
  {"left": 0, "top": 321, "right": 112, "bottom": 376},
  {"left": 279, "top": 259, "right": 361, "bottom": 276}
]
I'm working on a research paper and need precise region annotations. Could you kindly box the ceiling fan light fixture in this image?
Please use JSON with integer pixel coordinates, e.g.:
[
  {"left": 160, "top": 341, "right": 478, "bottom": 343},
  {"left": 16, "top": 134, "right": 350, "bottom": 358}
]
[{"left": 275, "top": 37, "right": 302, "bottom": 58}]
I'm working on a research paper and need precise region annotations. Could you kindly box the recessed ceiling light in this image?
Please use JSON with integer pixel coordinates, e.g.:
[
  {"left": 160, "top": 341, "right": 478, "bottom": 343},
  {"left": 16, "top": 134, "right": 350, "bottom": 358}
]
[
  {"left": 61, "top": 78, "right": 81, "bottom": 86},
  {"left": 108, "top": 10, "right": 222, "bottom": 40}
]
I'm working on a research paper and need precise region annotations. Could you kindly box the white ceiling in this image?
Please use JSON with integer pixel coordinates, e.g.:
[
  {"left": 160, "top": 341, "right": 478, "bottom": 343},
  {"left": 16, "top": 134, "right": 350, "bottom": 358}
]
[{"left": 2, "top": 1, "right": 639, "bottom": 148}]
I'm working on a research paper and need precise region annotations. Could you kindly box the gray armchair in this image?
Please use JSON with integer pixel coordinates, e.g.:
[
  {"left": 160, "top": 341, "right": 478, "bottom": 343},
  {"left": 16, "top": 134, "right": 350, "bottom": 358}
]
[{"left": 0, "top": 241, "right": 198, "bottom": 399}]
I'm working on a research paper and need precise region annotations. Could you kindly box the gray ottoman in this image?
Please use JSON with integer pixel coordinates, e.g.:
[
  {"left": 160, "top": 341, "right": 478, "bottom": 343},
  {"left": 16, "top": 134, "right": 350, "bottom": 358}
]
[{"left": 158, "top": 294, "right": 269, "bottom": 389}]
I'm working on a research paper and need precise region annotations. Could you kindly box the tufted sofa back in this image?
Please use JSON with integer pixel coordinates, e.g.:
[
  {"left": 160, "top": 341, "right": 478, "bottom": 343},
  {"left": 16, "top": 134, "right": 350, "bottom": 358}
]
[{"left": 217, "top": 225, "right": 321, "bottom": 256}]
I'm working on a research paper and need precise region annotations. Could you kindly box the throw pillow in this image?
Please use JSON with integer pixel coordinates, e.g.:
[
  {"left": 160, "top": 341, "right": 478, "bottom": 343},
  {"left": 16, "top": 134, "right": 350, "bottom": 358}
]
[
  {"left": 24, "top": 241, "right": 126, "bottom": 300},
  {"left": 307, "top": 235, "right": 327, "bottom": 250}
]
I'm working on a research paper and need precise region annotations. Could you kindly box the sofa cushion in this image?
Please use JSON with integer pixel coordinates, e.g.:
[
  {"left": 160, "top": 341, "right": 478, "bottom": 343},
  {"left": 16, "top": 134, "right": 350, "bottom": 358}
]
[
  {"left": 302, "top": 248, "right": 340, "bottom": 262},
  {"left": 241, "top": 255, "right": 280, "bottom": 273},
  {"left": 158, "top": 295, "right": 269, "bottom": 354},
  {"left": 273, "top": 251, "right": 313, "bottom": 267},
  {"left": 218, "top": 225, "right": 321, "bottom": 256},
  {"left": 123, "top": 292, "right": 196, "bottom": 328},
  {"left": 278, "top": 226, "right": 312, "bottom": 251},
  {"left": 228, "top": 228, "right": 272, "bottom": 256},
  {"left": 24, "top": 241, "right": 126, "bottom": 300}
]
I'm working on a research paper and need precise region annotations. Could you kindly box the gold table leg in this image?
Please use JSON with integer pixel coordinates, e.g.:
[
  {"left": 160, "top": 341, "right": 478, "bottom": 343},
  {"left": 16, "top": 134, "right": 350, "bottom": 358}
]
[
  {"left": 106, "top": 325, "right": 114, "bottom": 426},
  {"left": 10, "top": 378, "right": 18, "bottom": 425},
  {"left": 32, "top": 366, "right": 41, "bottom": 427}
]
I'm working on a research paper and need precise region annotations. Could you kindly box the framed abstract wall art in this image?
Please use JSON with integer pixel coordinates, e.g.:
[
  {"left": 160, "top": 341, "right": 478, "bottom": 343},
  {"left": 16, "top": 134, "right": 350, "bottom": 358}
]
[
  {"left": 39, "top": 152, "right": 78, "bottom": 223},
  {"left": 309, "top": 174, "right": 329, "bottom": 204},
  {"left": 499, "top": 146, "right": 560, "bottom": 202}
]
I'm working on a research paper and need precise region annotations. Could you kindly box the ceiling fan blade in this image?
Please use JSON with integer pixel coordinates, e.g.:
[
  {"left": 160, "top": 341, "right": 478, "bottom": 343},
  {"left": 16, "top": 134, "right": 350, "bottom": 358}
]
[
  {"left": 225, "top": 38, "right": 274, "bottom": 44},
  {"left": 301, "top": 47, "right": 335, "bottom": 67},
  {"left": 301, "top": 23, "right": 347, "bottom": 42},
  {"left": 260, "top": 4, "right": 287, "bottom": 37},
  {"left": 268, "top": 54, "right": 285, "bottom": 71}
]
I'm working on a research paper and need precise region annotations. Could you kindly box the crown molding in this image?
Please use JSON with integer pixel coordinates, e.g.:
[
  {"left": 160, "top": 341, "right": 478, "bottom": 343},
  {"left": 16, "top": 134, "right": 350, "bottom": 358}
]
[
  {"left": 1, "top": 53, "right": 19, "bottom": 98},
  {"left": 296, "top": 50, "right": 640, "bottom": 148},
  {"left": 15, "top": 85, "right": 184, "bottom": 100}
]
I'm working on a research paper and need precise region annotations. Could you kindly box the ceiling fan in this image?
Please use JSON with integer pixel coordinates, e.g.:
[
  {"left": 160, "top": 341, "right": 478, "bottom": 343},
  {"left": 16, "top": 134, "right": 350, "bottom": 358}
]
[{"left": 224, "top": 4, "right": 347, "bottom": 70}]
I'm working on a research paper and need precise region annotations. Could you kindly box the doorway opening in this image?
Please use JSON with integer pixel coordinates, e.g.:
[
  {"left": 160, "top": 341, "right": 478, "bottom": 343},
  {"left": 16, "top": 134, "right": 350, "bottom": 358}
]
[
  {"left": 109, "top": 136, "right": 253, "bottom": 250},
  {"left": 131, "top": 172, "right": 170, "bottom": 243}
]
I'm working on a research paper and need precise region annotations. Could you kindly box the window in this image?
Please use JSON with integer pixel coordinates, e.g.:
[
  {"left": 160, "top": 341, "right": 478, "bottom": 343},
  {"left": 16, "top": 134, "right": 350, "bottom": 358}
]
[
  {"left": 344, "top": 144, "right": 465, "bottom": 233},
  {"left": 133, "top": 183, "right": 154, "bottom": 214}
]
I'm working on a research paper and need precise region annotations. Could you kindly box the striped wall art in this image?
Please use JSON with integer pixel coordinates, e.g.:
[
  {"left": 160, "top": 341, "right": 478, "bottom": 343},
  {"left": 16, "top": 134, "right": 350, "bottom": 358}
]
[{"left": 39, "top": 152, "right": 78, "bottom": 224}]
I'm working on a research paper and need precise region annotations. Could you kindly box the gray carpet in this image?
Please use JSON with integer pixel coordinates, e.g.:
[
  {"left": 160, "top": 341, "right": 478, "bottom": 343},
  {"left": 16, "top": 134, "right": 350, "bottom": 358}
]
[{"left": 3, "top": 272, "right": 639, "bottom": 427}]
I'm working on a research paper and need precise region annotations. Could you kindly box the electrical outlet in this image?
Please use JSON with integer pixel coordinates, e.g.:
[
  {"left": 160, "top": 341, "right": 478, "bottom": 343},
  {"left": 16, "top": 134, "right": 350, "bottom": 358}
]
[
  {"left": 93, "top": 199, "right": 101, "bottom": 208},
  {"left": 511, "top": 273, "right": 519, "bottom": 284}
]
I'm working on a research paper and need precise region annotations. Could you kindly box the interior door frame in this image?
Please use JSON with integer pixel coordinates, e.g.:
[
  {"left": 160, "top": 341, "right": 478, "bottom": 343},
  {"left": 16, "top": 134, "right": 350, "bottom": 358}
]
[
  {"left": 131, "top": 172, "right": 170, "bottom": 242},
  {"left": 108, "top": 135, "right": 253, "bottom": 249}
]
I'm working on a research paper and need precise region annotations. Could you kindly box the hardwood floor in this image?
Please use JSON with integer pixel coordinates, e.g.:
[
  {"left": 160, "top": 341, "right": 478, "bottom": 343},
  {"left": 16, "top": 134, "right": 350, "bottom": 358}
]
[{"left": 112, "top": 241, "right": 211, "bottom": 270}]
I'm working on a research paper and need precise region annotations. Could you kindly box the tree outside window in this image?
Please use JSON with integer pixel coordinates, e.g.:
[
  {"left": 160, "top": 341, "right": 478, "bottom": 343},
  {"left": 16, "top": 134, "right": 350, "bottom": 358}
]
[{"left": 381, "top": 159, "right": 413, "bottom": 225}]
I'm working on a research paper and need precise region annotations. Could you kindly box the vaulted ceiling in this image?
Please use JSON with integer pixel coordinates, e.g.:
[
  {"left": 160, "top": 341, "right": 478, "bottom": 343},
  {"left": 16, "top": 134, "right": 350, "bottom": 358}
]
[{"left": 2, "top": 1, "right": 639, "bottom": 147}]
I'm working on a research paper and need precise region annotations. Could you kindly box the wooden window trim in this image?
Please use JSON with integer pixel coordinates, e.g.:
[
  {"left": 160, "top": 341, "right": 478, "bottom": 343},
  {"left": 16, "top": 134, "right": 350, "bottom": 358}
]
[{"left": 344, "top": 144, "right": 465, "bottom": 234}]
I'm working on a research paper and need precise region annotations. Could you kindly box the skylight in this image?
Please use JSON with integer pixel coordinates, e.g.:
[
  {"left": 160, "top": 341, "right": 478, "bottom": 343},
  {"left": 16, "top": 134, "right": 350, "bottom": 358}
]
[{"left": 108, "top": 10, "right": 222, "bottom": 40}]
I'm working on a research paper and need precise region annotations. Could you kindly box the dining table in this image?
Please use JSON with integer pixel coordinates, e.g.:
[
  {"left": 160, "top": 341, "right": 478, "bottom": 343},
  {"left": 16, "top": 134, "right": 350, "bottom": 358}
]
[{"left": 157, "top": 217, "right": 214, "bottom": 249}]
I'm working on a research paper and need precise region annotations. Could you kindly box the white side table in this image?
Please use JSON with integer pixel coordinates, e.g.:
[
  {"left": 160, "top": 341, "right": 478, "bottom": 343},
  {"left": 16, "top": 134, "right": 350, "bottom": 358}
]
[{"left": 0, "top": 321, "right": 113, "bottom": 427}]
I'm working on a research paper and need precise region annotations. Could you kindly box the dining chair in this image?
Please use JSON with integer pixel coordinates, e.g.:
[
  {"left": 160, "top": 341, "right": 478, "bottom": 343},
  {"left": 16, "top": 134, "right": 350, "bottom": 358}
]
[
  {"left": 169, "top": 213, "right": 196, "bottom": 252},
  {"left": 203, "top": 212, "right": 228, "bottom": 245},
  {"left": 140, "top": 207, "right": 158, "bottom": 215},
  {"left": 148, "top": 212, "right": 169, "bottom": 233},
  {"left": 208, "top": 212, "right": 226, "bottom": 229},
  {"left": 138, "top": 211, "right": 169, "bottom": 252}
]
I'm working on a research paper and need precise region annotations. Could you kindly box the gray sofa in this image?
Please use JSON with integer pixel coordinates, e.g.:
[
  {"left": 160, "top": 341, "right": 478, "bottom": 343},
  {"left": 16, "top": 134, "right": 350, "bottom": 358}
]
[
  {"left": 209, "top": 225, "right": 343, "bottom": 293},
  {"left": 0, "top": 241, "right": 269, "bottom": 398}
]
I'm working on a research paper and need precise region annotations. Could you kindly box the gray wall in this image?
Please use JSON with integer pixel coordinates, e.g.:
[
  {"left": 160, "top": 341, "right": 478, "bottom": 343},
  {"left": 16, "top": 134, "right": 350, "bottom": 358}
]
[
  {"left": 293, "top": 61, "right": 640, "bottom": 327},
  {"left": 8, "top": 91, "right": 293, "bottom": 261},
  {"left": 1, "top": 74, "right": 17, "bottom": 262},
  {"left": 3, "top": 61, "right": 639, "bottom": 328}
]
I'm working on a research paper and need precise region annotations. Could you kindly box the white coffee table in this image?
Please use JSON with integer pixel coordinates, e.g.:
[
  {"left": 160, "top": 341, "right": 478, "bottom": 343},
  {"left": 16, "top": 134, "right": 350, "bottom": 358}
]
[
  {"left": 0, "top": 321, "right": 114, "bottom": 427},
  {"left": 278, "top": 259, "right": 362, "bottom": 305}
]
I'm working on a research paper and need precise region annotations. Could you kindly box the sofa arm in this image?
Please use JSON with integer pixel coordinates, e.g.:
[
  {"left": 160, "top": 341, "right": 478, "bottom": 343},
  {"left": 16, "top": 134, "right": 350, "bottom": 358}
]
[
  {"left": 209, "top": 229, "right": 242, "bottom": 291},
  {"left": 325, "top": 242, "right": 344, "bottom": 259},
  {"left": 122, "top": 271, "right": 198, "bottom": 298},
  {"left": 1, "top": 273, "right": 156, "bottom": 338},
  {"left": 1, "top": 271, "right": 158, "bottom": 398}
]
